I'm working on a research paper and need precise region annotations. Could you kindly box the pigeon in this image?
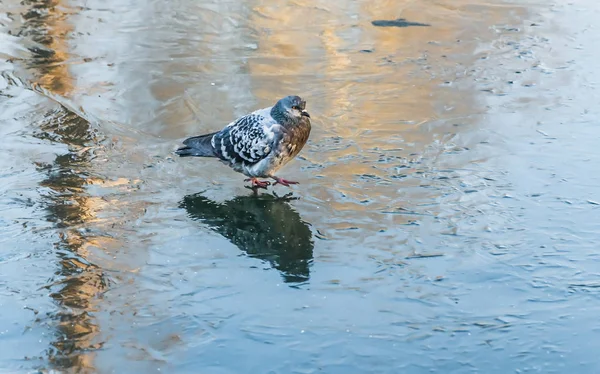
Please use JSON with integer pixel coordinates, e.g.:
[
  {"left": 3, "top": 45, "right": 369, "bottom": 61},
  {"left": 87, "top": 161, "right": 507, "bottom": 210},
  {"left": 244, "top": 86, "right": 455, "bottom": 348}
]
[{"left": 176, "top": 95, "right": 311, "bottom": 189}]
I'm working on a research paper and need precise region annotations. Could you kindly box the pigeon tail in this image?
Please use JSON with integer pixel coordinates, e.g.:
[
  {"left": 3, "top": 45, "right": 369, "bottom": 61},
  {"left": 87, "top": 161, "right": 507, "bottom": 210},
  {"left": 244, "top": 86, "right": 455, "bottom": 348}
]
[{"left": 176, "top": 132, "right": 217, "bottom": 157}]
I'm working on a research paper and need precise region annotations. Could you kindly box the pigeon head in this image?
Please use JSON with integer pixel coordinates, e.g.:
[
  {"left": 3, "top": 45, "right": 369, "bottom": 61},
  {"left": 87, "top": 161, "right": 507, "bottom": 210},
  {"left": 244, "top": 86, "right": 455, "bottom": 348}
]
[{"left": 271, "top": 95, "right": 310, "bottom": 125}]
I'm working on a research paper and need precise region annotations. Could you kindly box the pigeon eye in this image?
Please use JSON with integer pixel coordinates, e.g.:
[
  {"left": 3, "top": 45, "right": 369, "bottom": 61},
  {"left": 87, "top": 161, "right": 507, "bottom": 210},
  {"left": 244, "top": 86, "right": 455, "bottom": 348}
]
[{"left": 292, "top": 105, "right": 300, "bottom": 110}]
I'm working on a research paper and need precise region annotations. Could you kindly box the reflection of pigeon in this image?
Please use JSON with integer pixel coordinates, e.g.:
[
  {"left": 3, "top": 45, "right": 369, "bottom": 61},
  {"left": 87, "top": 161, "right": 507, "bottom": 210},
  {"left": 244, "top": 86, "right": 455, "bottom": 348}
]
[
  {"left": 180, "top": 193, "right": 314, "bottom": 283},
  {"left": 176, "top": 96, "right": 311, "bottom": 190}
]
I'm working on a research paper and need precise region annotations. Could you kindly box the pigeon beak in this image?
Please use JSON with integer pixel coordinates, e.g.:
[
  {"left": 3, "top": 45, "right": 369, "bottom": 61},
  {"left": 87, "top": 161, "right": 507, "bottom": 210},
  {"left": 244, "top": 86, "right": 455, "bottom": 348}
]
[{"left": 301, "top": 110, "right": 310, "bottom": 118}]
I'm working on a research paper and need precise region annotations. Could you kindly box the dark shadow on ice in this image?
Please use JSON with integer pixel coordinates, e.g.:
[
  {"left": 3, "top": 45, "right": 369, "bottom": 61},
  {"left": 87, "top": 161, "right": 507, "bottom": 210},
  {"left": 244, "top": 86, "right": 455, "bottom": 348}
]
[{"left": 372, "top": 18, "right": 430, "bottom": 27}]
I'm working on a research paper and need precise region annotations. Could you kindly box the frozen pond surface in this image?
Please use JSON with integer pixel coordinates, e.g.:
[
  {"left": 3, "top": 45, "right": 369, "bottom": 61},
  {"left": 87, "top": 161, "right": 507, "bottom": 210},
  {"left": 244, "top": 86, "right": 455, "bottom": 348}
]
[{"left": 1, "top": 0, "right": 600, "bottom": 372}]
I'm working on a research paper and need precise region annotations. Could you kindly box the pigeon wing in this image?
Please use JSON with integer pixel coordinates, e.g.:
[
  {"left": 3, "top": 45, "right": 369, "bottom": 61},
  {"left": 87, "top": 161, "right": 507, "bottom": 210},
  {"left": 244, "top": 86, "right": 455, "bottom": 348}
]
[{"left": 212, "top": 112, "right": 278, "bottom": 166}]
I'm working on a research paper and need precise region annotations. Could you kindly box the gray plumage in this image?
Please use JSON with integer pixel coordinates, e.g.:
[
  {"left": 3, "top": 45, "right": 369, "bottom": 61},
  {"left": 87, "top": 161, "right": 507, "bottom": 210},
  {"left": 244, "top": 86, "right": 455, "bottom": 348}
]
[{"left": 176, "top": 95, "right": 311, "bottom": 182}]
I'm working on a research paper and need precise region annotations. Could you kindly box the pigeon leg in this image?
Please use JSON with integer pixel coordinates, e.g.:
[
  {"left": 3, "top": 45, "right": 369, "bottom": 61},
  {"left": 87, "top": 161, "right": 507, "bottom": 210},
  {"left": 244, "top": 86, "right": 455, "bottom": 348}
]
[
  {"left": 271, "top": 176, "right": 299, "bottom": 187},
  {"left": 244, "top": 178, "right": 271, "bottom": 189}
]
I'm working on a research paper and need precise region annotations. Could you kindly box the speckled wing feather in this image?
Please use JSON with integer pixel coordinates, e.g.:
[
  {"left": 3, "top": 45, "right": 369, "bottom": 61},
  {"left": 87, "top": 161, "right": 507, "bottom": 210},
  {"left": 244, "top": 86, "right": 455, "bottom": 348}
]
[{"left": 211, "top": 110, "right": 278, "bottom": 167}]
